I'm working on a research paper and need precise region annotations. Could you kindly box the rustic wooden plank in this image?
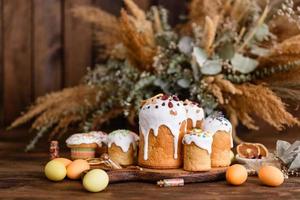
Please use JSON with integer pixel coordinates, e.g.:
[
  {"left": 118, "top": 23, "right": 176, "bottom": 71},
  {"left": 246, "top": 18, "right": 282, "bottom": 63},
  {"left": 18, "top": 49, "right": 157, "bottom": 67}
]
[
  {"left": 33, "top": 0, "right": 63, "bottom": 97},
  {"left": 64, "top": 0, "right": 92, "bottom": 87},
  {"left": 2, "top": 0, "right": 32, "bottom": 125},
  {"left": 1, "top": 129, "right": 300, "bottom": 199},
  {"left": 0, "top": 0, "right": 3, "bottom": 127},
  {"left": 93, "top": 0, "right": 123, "bottom": 16},
  {"left": 98, "top": 167, "right": 226, "bottom": 183},
  {"left": 92, "top": 0, "right": 123, "bottom": 64},
  {"left": 158, "top": 0, "right": 187, "bottom": 26}
]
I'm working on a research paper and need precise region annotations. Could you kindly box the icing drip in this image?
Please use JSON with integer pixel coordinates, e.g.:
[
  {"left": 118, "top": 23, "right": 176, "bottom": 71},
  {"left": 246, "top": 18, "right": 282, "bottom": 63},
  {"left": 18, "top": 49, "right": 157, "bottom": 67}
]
[
  {"left": 184, "top": 100, "right": 204, "bottom": 127},
  {"left": 203, "top": 115, "right": 233, "bottom": 147},
  {"left": 182, "top": 129, "right": 213, "bottom": 154},
  {"left": 107, "top": 129, "right": 139, "bottom": 152},
  {"left": 139, "top": 94, "right": 187, "bottom": 160},
  {"left": 66, "top": 131, "right": 107, "bottom": 147}
]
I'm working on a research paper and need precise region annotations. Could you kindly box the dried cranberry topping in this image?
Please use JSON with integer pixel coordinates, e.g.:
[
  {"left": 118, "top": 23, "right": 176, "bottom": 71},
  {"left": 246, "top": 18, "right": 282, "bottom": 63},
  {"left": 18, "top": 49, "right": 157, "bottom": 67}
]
[
  {"left": 168, "top": 102, "right": 173, "bottom": 108},
  {"left": 172, "top": 95, "right": 179, "bottom": 101},
  {"left": 161, "top": 94, "right": 169, "bottom": 100}
]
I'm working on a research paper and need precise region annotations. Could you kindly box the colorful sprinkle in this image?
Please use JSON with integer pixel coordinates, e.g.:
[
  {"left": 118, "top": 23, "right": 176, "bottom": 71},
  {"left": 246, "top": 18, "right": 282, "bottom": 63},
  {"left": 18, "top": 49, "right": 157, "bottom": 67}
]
[{"left": 170, "top": 110, "right": 178, "bottom": 116}]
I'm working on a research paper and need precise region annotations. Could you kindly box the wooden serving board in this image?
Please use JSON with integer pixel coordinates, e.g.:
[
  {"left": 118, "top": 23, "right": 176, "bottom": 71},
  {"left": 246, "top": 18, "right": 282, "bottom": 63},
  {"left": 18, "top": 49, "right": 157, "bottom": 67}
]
[{"left": 93, "top": 167, "right": 227, "bottom": 183}]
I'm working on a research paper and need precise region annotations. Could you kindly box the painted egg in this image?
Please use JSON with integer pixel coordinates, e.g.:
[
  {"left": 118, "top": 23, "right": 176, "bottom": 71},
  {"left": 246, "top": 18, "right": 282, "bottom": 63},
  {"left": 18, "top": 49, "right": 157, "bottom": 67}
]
[
  {"left": 83, "top": 169, "right": 109, "bottom": 192},
  {"left": 226, "top": 164, "right": 248, "bottom": 185},
  {"left": 258, "top": 166, "right": 284, "bottom": 187},
  {"left": 67, "top": 159, "right": 90, "bottom": 180},
  {"left": 44, "top": 160, "right": 67, "bottom": 181},
  {"left": 53, "top": 158, "right": 72, "bottom": 167}
]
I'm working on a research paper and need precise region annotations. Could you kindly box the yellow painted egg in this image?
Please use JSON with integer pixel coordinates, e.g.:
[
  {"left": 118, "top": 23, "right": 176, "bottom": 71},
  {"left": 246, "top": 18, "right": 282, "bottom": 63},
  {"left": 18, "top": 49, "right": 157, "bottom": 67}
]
[
  {"left": 44, "top": 160, "right": 67, "bottom": 181},
  {"left": 53, "top": 158, "right": 72, "bottom": 167},
  {"left": 226, "top": 164, "right": 248, "bottom": 185},
  {"left": 67, "top": 159, "right": 90, "bottom": 180},
  {"left": 83, "top": 169, "right": 109, "bottom": 192},
  {"left": 258, "top": 166, "right": 284, "bottom": 187}
]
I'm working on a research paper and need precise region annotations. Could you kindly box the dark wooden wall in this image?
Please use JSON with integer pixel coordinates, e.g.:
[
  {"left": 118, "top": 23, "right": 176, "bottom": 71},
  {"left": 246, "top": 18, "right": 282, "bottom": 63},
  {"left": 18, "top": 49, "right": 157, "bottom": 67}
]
[{"left": 0, "top": 0, "right": 187, "bottom": 127}]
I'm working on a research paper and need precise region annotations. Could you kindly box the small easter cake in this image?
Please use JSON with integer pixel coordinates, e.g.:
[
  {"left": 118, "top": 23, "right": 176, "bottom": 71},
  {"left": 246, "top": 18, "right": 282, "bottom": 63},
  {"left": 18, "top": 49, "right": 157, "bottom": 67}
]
[
  {"left": 107, "top": 129, "right": 139, "bottom": 166},
  {"left": 182, "top": 129, "right": 213, "bottom": 171},
  {"left": 138, "top": 94, "right": 187, "bottom": 169},
  {"left": 203, "top": 114, "right": 232, "bottom": 167},
  {"left": 66, "top": 131, "right": 107, "bottom": 160},
  {"left": 184, "top": 99, "right": 204, "bottom": 131}
]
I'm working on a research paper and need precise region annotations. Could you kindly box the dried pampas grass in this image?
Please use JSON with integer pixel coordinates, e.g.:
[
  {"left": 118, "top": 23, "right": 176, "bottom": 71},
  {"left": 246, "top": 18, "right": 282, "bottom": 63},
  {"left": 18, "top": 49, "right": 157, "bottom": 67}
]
[
  {"left": 203, "top": 16, "right": 219, "bottom": 55},
  {"left": 258, "top": 34, "right": 300, "bottom": 67},
  {"left": 119, "top": 0, "right": 156, "bottom": 71},
  {"left": 189, "top": 0, "right": 224, "bottom": 26},
  {"left": 224, "top": 83, "right": 299, "bottom": 131},
  {"left": 16, "top": 85, "right": 109, "bottom": 151},
  {"left": 230, "top": 0, "right": 252, "bottom": 23},
  {"left": 72, "top": 6, "right": 121, "bottom": 59},
  {"left": 72, "top": 6, "right": 119, "bottom": 31},
  {"left": 73, "top": 0, "right": 156, "bottom": 70},
  {"left": 9, "top": 85, "right": 104, "bottom": 135},
  {"left": 204, "top": 75, "right": 299, "bottom": 136},
  {"left": 204, "top": 75, "right": 242, "bottom": 105},
  {"left": 269, "top": 15, "right": 300, "bottom": 42}
]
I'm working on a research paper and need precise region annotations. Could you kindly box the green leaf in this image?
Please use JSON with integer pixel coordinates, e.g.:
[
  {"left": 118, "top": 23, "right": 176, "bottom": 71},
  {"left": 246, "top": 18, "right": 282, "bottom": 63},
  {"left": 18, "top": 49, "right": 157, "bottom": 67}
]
[
  {"left": 217, "top": 42, "right": 235, "bottom": 60},
  {"left": 178, "top": 36, "right": 193, "bottom": 55},
  {"left": 254, "top": 23, "right": 270, "bottom": 42},
  {"left": 250, "top": 45, "right": 270, "bottom": 57},
  {"left": 231, "top": 53, "right": 258, "bottom": 74},
  {"left": 200, "top": 60, "right": 222, "bottom": 75},
  {"left": 177, "top": 78, "right": 191, "bottom": 88},
  {"left": 193, "top": 47, "right": 207, "bottom": 66}
]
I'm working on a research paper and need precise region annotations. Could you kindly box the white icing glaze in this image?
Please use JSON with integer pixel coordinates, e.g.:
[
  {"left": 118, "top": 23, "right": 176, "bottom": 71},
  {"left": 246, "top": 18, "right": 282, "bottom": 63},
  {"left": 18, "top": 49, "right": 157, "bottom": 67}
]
[
  {"left": 66, "top": 131, "right": 107, "bottom": 147},
  {"left": 182, "top": 129, "right": 213, "bottom": 154},
  {"left": 139, "top": 94, "right": 187, "bottom": 160},
  {"left": 107, "top": 129, "right": 139, "bottom": 152},
  {"left": 184, "top": 99, "right": 204, "bottom": 127},
  {"left": 203, "top": 115, "right": 233, "bottom": 147}
]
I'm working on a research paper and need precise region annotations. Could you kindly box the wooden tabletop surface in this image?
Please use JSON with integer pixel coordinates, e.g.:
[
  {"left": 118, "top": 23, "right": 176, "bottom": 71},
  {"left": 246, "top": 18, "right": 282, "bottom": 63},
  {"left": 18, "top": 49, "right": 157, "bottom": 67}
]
[{"left": 1, "top": 128, "right": 300, "bottom": 200}]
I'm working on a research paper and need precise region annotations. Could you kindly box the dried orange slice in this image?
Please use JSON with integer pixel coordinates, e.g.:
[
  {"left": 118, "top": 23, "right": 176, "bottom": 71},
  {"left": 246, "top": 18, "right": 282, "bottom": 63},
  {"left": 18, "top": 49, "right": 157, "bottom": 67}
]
[
  {"left": 255, "top": 143, "right": 269, "bottom": 158},
  {"left": 237, "top": 143, "right": 260, "bottom": 159}
]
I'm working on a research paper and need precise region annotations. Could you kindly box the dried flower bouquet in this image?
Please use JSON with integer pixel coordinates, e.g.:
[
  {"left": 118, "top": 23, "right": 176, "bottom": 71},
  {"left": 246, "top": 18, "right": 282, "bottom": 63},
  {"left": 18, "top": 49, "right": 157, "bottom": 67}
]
[{"left": 10, "top": 0, "right": 300, "bottom": 150}]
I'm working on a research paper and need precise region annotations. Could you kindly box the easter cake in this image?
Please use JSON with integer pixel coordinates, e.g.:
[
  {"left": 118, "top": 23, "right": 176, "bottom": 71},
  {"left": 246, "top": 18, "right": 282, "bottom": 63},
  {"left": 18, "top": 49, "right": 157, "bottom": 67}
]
[
  {"left": 203, "top": 115, "right": 233, "bottom": 167},
  {"left": 107, "top": 129, "right": 139, "bottom": 166},
  {"left": 66, "top": 131, "right": 108, "bottom": 160},
  {"left": 184, "top": 100, "right": 204, "bottom": 131},
  {"left": 138, "top": 94, "right": 187, "bottom": 169},
  {"left": 182, "top": 129, "right": 213, "bottom": 171}
]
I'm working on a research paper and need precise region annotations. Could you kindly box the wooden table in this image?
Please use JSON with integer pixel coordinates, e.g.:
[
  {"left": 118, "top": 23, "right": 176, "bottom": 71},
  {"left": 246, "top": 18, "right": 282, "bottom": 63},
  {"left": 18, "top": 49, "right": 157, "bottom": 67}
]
[{"left": 1, "top": 128, "right": 300, "bottom": 200}]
